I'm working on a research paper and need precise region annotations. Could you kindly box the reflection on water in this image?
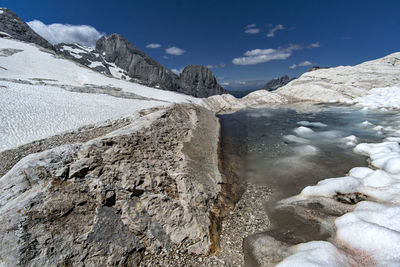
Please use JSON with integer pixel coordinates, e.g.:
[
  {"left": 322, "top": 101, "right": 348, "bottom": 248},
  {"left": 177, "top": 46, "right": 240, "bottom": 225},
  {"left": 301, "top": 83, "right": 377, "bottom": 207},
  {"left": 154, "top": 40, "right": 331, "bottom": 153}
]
[{"left": 218, "top": 104, "right": 398, "bottom": 260}]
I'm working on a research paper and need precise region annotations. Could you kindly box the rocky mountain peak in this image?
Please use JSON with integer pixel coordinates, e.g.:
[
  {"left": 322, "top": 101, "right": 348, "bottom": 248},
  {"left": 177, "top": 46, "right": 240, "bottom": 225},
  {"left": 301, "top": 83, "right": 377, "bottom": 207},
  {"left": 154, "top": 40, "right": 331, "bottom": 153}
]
[
  {"left": 95, "top": 33, "right": 180, "bottom": 90},
  {"left": 180, "top": 65, "right": 226, "bottom": 97},
  {"left": 0, "top": 8, "right": 53, "bottom": 50},
  {"left": 264, "top": 75, "right": 296, "bottom": 91}
]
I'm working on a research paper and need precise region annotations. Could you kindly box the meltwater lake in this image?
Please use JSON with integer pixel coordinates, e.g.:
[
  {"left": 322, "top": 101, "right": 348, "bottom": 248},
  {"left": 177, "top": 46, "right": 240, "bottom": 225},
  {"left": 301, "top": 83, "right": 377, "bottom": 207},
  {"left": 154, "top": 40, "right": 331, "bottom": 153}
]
[{"left": 219, "top": 103, "right": 400, "bottom": 248}]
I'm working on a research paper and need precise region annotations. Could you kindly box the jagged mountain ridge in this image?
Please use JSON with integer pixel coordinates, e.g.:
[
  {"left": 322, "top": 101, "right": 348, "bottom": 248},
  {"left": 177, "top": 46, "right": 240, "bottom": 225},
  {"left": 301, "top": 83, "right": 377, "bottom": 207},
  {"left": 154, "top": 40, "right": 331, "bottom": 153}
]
[
  {"left": 0, "top": 8, "right": 53, "bottom": 50},
  {"left": 263, "top": 75, "right": 296, "bottom": 91},
  {"left": 0, "top": 8, "right": 225, "bottom": 98},
  {"left": 58, "top": 34, "right": 227, "bottom": 97}
]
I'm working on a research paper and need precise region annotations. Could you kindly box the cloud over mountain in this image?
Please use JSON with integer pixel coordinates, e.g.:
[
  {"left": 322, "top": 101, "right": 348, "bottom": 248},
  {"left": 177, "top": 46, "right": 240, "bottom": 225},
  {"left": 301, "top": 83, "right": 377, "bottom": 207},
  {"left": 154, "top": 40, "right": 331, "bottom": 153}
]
[{"left": 27, "top": 20, "right": 104, "bottom": 47}]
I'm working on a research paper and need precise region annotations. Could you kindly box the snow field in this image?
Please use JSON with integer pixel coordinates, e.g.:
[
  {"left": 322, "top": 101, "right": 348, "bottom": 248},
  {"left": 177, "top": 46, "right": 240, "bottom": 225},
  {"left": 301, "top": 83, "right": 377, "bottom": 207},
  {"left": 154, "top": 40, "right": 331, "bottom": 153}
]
[{"left": 0, "top": 81, "right": 168, "bottom": 152}]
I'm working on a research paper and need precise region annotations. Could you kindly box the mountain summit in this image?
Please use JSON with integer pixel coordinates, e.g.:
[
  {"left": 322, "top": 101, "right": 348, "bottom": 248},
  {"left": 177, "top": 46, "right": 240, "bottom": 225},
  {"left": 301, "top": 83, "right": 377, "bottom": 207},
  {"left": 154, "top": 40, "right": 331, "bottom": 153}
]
[{"left": 0, "top": 8, "right": 53, "bottom": 50}]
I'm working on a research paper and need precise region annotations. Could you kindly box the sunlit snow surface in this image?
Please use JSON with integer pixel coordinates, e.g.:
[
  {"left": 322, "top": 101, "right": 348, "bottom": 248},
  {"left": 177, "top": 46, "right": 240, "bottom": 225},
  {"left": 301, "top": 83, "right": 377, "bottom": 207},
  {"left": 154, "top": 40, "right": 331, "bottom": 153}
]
[
  {"left": 0, "top": 81, "right": 166, "bottom": 151},
  {"left": 0, "top": 37, "right": 203, "bottom": 151},
  {"left": 277, "top": 88, "right": 400, "bottom": 266}
]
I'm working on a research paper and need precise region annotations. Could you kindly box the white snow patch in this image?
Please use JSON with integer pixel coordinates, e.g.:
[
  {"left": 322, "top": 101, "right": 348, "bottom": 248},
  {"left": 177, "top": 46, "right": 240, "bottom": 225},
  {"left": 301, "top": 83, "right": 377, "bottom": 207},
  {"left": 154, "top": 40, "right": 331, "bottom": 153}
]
[
  {"left": 353, "top": 87, "right": 400, "bottom": 110},
  {"left": 88, "top": 61, "right": 104, "bottom": 68},
  {"left": 0, "top": 81, "right": 167, "bottom": 152},
  {"left": 277, "top": 241, "right": 353, "bottom": 267}
]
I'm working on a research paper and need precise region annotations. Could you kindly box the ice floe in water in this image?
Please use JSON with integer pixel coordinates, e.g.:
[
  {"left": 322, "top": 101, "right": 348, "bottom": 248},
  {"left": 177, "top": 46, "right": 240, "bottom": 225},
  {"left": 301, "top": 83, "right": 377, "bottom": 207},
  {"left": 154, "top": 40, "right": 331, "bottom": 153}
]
[
  {"left": 293, "top": 126, "right": 343, "bottom": 140},
  {"left": 296, "top": 120, "right": 327, "bottom": 128}
]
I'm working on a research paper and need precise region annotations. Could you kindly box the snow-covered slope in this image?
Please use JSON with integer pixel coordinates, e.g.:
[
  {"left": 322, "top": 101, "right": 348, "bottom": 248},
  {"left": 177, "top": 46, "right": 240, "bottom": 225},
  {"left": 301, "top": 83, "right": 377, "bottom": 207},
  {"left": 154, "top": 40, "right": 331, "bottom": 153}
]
[
  {"left": 0, "top": 37, "right": 201, "bottom": 151},
  {"left": 0, "top": 37, "right": 201, "bottom": 104}
]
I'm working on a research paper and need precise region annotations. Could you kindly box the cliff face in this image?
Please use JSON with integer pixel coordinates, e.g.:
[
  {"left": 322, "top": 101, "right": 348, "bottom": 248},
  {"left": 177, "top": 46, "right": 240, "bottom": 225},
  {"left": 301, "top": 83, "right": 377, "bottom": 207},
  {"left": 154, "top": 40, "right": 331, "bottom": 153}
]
[
  {"left": 95, "top": 35, "right": 227, "bottom": 97},
  {"left": 0, "top": 8, "right": 53, "bottom": 50},
  {"left": 96, "top": 34, "right": 181, "bottom": 91},
  {"left": 179, "top": 65, "right": 227, "bottom": 97}
]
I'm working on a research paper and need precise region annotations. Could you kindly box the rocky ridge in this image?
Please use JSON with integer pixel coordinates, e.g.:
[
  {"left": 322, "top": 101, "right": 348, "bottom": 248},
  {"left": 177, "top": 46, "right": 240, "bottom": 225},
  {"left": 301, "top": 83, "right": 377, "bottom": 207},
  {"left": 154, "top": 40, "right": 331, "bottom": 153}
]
[
  {"left": 56, "top": 34, "right": 226, "bottom": 97},
  {"left": 0, "top": 104, "right": 223, "bottom": 266},
  {"left": 0, "top": 8, "right": 53, "bottom": 50},
  {"left": 180, "top": 65, "right": 226, "bottom": 97},
  {"left": 263, "top": 75, "right": 296, "bottom": 91}
]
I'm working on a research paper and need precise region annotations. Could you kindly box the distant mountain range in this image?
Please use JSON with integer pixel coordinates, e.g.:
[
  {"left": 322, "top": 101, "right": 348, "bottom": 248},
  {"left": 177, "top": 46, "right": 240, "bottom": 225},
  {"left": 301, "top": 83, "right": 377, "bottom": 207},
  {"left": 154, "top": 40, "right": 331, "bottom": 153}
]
[
  {"left": 229, "top": 75, "right": 296, "bottom": 98},
  {"left": 0, "top": 8, "right": 225, "bottom": 98}
]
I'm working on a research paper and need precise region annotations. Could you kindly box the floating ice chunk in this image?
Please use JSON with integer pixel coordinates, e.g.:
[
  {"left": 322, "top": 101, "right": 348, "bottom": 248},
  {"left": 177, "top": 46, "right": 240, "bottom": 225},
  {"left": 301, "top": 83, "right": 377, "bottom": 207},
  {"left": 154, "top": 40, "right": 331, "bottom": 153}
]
[
  {"left": 293, "top": 126, "right": 342, "bottom": 140},
  {"left": 341, "top": 135, "right": 358, "bottom": 147},
  {"left": 335, "top": 202, "right": 400, "bottom": 266},
  {"left": 276, "top": 241, "right": 353, "bottom": 267},
  {"left": 301, "top": 176, "right": 361, "bottom": 198},
  {"left": 292, "top": 145, "right": 319, "bottom": 156},
  {"left": 297, "top": 121, "right": 327, "bottom": 128},
  {"left": 317, "top": 130, "right": 343, "bottom": 139},
  {"left": 283, "top": 134, "right": 309, "bottom": 144},
  {"left": 294, "top": 126, "right": 315, "bottom": 137},
  {"left": 359, "top": 120, "right": 374, "bottom": 127}
]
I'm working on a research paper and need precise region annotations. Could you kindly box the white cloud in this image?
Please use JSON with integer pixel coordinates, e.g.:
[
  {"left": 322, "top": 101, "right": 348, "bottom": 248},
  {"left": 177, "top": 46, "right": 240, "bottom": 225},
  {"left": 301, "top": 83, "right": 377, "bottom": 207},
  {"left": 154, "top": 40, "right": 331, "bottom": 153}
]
[
  {"left": 308, "top": 42, "right": 320, "bottom": 48},
  {"left": 146, "top": 43, "right": 161, "bottom": 48},
  {"left": 232, "top": 43, "right": 319, "bottom": 66},
  {"left": 245, "top": 24, "right": 260, "bottom": 34},
  {"left": 27, "top": 20, "right": 104, "bottom": 47},
  {"left": 289, "top": 60, "right": 313, "bottom": 69},
  {"left": 171, "top": 67, "right": 184, "bottom": 75},
  {"left": 266, "top": 24, "right": 285, "bottom": 38},
  {"left": 166, "top": 46, "right": 186, "bottom": 56},
  {"left": 232, "top": 44, "right": 303, "bottom": 65}
]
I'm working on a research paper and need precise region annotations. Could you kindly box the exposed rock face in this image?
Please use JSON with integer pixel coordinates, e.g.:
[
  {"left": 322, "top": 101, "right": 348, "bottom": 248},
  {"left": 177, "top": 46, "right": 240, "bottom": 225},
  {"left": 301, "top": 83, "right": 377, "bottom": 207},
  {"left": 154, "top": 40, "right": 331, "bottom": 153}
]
[
  {"left": 96, "top": 34, "right": 180, "bottom": 90},
  {"left": 55, "top": 43, "right": 112, "bottom": 75},
  {"left": 179, "top": 65, "right": 226, "bottom": 97},
  {"left": 263, "top": 75, "right": 295, "bottom": 91},
  {"left": 0, "top": 104, "right": 222, "bottom": 266},
  {"left": 0, "top": 8, "right": 53, "bottom": 50},
  {"left": 55, "top": 34, "right": 226, "bottom": 97}
]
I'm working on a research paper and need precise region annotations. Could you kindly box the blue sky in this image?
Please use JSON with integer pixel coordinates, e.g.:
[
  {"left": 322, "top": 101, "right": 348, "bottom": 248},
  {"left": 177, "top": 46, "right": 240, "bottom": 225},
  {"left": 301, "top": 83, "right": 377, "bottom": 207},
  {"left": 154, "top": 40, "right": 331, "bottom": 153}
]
[{"left": 3, "top": 0, "right": 400, "bottom": 90}]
